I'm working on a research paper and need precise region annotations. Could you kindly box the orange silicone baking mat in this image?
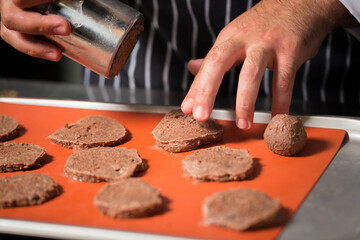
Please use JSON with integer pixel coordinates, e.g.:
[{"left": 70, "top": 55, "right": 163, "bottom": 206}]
[{"left": 0, "top": 101, "right": 345, "bottom": 240}]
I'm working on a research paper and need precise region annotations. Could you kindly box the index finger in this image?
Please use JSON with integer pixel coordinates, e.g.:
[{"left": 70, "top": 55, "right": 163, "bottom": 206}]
[
  {"left": 182, "top": 39, "right": 245, "bottom": 121},
  {"left": 2, "top": 1, "right": 71, "bottom": 35}
]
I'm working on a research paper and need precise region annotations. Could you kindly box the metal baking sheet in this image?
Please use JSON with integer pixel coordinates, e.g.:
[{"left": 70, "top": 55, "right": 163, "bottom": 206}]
[{"left": 0, "top": 97, "right": 357, "bottom": 240}]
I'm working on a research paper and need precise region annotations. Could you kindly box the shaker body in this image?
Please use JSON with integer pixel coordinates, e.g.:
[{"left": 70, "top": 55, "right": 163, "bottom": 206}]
[{"left": 36, "top": 0, "right": 144, "bottom": 78}]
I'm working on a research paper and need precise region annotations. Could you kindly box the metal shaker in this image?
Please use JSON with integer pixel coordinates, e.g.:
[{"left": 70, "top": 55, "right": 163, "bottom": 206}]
[{"left": 33, "top": 0, "right": 144, "bottom": 79}]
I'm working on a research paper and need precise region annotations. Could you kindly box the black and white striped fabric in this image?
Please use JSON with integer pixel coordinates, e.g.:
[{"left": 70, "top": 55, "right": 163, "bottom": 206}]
[{"left": 84, "top": 0, "right": 360, "bottom": 105}]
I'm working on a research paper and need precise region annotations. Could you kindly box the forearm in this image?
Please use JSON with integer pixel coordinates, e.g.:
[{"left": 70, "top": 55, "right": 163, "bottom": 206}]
[{"left": 315, "top": 0, "right": 359, "bottom": 28}]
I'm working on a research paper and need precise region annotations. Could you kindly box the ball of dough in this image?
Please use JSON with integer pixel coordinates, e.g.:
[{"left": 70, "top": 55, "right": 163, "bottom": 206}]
[{"left": 264, "top": 114, "right": 307, "bottom": 156}]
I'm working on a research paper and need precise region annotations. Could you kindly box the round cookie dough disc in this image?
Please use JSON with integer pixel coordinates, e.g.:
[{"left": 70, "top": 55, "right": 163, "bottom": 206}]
[
  {"left": 0, "top": 115, "right": 20, "bottom": 142},
  {"left": 0, "top": 173, "right": 61, "bottom": 208},
  {"left": 48, "top": 115, "right": 127, "bottom": 149},
  {"left": 203, "top": 188, "right": 283, "bottom": 231},
  {"left": 183, "top": 146, "right": 254, "bottom": 182},
  {"left": 152, "top": 109, "right": 223, "bottom": 153},
  {"left": 0, "top": 142, "right": 46, "bottom": 172},
  {"left": 264, "top": 114, "right": 307, "bottom": 156},
  {"left": 94, "top": 178, "right": 163, "bottom": 218},
  {"left": 65, "top": 147, "right": 147, "bottom": 182}
]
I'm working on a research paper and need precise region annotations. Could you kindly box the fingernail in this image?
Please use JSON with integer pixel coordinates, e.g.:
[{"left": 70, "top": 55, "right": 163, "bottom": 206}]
[
  {"left": 53, "top": 26, "right": 66, "bottom": 35},
  {"left": 237, "top": 119, "right": 250, "bottom": 130},
  {"left": 193, "top": 105, "right": 206, "bottom": 120},
  {"left": 181, "top": 98, "right": 194, "bottom": 112},
  {"left": 44, "top": 51, "right": 58, "bottom": 61}
]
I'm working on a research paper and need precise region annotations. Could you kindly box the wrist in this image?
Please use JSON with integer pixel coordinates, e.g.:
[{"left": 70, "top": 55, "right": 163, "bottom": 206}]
[
  {"left": 309, "top": 0, "right": 358, "bottom": 30},
  {"left": 260, "top": 0, "right": 358, "bottom": 42}
]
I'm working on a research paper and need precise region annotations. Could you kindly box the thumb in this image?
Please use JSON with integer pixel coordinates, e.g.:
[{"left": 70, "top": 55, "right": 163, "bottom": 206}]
[{"left": 188, "top": 58, "right": 204, "bottom": 75}]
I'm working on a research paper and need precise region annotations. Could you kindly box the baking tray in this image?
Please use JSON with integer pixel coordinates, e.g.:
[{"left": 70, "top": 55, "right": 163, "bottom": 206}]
[{"left": 0, "top": 98, "right": 350, "bottom": 240}]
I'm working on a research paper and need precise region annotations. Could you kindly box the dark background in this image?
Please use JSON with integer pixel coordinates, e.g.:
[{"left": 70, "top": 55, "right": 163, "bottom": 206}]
[
  {"left": 1, "top": 38, "right": 59, "bottom": 81},
  {"left": 0, "top": 38, "right": 82, "bottom": 83}
]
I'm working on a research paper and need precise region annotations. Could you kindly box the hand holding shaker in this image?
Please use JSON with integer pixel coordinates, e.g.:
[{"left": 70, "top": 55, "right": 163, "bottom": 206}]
[{"left": 32, "top": 0, "right": 144, "bottom": 78}]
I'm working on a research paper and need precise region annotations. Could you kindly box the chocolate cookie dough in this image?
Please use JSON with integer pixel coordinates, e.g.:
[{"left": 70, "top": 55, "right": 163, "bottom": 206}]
[
  {"left": 183, "top": 146, "right": 254, "bottom": 182},
  {"left": 48, "top": 115, "right": 127, "bottom": 149},
  {"left": 152, "top": 109, "right": 223, "bottom": 152},
  {"left": 203, "top": 188, "right": 283, "bottom": 231},
  {"left": 65, "top": 147, "right": 147, "bottom": 182},
  {"left": 264, "top": 114, "right": 307, "bottom": 156},
  {"left": 94, "top": 178, "right": 163, "bottom": 218},
  {"left": 0, "top": 142, "right": 46, "bottom": 172},
  {"left": 0, "top": 173, "right": 61, "bottom": 208},
  {"left": 0, "top": 115, "right": 20, "bottom": 142}
]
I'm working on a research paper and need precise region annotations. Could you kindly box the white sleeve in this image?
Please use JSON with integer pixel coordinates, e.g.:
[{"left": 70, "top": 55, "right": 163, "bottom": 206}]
[{"left": 338, "top": 0, "right": 360, "bottom": 40}]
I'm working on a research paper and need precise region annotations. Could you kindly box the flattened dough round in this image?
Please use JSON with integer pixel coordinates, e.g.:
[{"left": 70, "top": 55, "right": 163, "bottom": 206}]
[
  {"left": 65, "top": 147, "right": 147, "bottom": 182},
  {"left": 0, "top": 115, "right": 20, "bottom": 142},
  {"left": 152, "top": 109, "right": 223, "bottom": 152},
  {"left": 94, "top": 178, "right": 163, "bottom": 218},
  {"left": 203, "top": 188, "right": 283, "bottom": 231},
  {"left": 0, "top": 173, "right": 61, "bottom": 208},
  {"left": 48, "top": 115, "right": 127, "bottom": 149},
  {"left": 183, "top": 146, "right": 254, "bottom": 182},
  {"left": 0, "top": 142, "right": 46, "bottom": 172}
]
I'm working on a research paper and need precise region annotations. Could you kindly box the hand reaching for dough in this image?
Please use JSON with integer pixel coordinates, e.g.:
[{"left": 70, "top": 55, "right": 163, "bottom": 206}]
[
  {"left": 0, "top": 0, "right": 71, "bottom": 61},
  {"left": 181, "top": 0, "right": 358, "bottom": 130}
]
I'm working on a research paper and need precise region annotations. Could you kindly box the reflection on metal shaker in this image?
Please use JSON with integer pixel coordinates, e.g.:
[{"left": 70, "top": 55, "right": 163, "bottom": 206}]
[{"left": 32, "top": 0, "right": 144, "bottom": 78}]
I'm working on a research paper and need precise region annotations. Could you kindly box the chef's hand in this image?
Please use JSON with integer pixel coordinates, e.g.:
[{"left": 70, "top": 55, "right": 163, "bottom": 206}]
[
  {"left": 0, "top": 0, "right": 71, "bottom": 61},
  {"left": 181, "top": 0, "right": 357, "bottom": 129}
]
